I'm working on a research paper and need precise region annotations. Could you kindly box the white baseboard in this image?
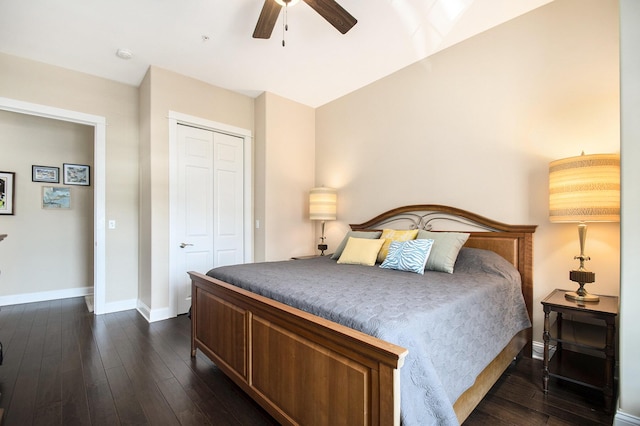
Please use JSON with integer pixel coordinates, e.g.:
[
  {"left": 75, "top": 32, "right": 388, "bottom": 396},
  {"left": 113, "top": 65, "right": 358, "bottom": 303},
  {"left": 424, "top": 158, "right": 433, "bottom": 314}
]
[
  {"left": 615, "top": 410, "right": 640, "bottom": 426},
  {"left": 0, "top": 288, "right": 139, "bottom": 317},
  {"left": 531, "top": 340, "right": 556, "bottom": 360},
  {"left": 0, "top": 288, "right": 167, "bottom": 321},
  {"left": 101, "top": 298, "right": 137, "bottom": 314},
  {"left": 0, "top": 286, "right": 93, "bottom": 306},
  {"left": 136, "top": 300, "right": 173, "bottom": 323}
]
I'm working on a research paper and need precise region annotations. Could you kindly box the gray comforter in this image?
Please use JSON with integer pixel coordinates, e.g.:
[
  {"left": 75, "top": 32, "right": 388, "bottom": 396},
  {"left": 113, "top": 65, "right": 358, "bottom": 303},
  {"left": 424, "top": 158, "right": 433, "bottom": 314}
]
[{"left": 207, "top": 248, "right": 531, "bottom": 425}]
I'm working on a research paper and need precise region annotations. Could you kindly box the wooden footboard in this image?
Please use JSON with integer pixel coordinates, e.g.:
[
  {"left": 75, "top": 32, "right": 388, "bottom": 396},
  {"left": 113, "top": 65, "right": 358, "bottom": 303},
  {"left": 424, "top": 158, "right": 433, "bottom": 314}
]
[{"left": 190, "top": 271, "right": 408, "bottom": 426}]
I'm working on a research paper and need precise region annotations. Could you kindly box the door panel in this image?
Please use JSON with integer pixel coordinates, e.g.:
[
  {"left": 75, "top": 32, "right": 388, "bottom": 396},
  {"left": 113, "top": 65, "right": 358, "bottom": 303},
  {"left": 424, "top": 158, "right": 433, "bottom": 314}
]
[
  {"left": 213, "top": 132, "right": 245, "bottom": 267},
  {"left": 176, "top": 125, "right": 214, "bottom": 314},
  {"left": 174, "top": 125, "right": 245, "bottom": 315}
]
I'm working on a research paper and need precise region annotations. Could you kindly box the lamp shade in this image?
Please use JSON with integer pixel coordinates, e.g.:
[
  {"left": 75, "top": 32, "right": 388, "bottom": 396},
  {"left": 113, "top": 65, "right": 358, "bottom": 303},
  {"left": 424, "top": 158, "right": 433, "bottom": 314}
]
[
  {"left": 549, "top": 153, "right": 620, "bottom": 223},
  {"left": 309, "top": 187, "right": 337, "bottom": 221}
]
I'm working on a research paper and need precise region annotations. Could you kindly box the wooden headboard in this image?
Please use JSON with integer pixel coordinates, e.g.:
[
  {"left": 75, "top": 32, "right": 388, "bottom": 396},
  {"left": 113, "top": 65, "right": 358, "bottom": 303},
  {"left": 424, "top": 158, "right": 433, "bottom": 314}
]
[{"left": 350, "top": 204, "right": 537, "bottom": 355}]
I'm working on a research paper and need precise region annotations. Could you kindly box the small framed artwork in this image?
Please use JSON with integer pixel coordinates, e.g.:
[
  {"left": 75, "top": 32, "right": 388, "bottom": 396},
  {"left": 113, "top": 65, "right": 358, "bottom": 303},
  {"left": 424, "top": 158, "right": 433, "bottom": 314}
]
[
  {"left": 42, "top": 186, "right": 71, "bottom": 209},
  {"left": 0, "top": 171, "right": 15, "bottom": 215},
  {"left": 63, "top": 163, "right": 90, "bottom": 186},
  {"left": 32, "top": 165, "right": 60, "bottom": 183}
]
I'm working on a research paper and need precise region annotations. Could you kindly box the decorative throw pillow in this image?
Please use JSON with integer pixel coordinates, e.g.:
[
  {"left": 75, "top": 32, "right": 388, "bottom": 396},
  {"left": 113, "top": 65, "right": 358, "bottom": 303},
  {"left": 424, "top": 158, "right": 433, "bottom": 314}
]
[
  {"left": 376, "top": 229, "right": 419, "bottom": 263},
  {"left": 417, "top": 230, "right": 470, "bottom": 273},
  {"left": 331, "top": 230, "right": 383, "bottom": 260},
  {"left": 380, "top": 239, "right": 435, "bottom": 274},
  {"left": 337, "top": 237, "right": 386, "bottom": 266}
]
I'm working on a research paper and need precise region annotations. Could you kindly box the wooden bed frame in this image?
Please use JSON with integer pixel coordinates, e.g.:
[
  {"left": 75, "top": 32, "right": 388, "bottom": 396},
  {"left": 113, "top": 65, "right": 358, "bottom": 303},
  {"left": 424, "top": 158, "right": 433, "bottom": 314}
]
[{"left": 189, "top": 205, "right": 536, "bottom": 425}]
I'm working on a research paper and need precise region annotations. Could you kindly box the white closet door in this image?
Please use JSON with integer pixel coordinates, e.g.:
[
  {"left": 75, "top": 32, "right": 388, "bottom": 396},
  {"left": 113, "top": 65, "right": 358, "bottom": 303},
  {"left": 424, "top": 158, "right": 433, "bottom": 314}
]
[
  {"left": 212, "top": 132, "right": 245, "bottom": 267},
  {"left": 174, "top": 125, "right": 245, "bottom": 315},
  {"left": 175, "top": 124, "right": 215, "bottom": 315}
]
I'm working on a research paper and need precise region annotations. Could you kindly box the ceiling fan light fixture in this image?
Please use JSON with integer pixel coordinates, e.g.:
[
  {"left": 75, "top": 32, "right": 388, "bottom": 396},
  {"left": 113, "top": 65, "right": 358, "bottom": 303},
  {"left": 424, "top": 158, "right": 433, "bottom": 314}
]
[
  {"left": 253, "top": 0, "right": 356, "bottom": 40},
  {"left": 275, "top": 0, "right": 300, "bottom": 7}
]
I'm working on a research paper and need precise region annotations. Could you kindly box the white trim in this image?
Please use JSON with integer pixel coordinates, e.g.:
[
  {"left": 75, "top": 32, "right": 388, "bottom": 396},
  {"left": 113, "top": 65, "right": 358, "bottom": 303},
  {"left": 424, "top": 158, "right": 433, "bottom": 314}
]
[
  {"left": 0, "top": 97, "right": 107, "bottom": 315},
  {"left": 136, "top": 299, "right": 172, "bottom": 323},
  {"left": 102, "top": 298, "right": 137, "bottom": 314},
  {"left": 531, "top": 340, "right": 556, "bottom": 361},
  {"left": 615, "top": 411, "right": 640, "bottom": 426},
  {"left": 167, "top": 111, "right": 253, "bottom": 317},
  {"left": 0, "top": 286, "right": 92, "bottom": 306}
]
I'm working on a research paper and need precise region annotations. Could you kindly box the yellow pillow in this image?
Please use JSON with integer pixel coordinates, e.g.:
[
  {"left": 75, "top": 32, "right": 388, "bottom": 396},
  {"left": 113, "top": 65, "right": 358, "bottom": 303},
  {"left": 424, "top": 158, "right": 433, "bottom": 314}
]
[
  {"left": 377, "top": 229, "right": 419, "bottom": 263},
  {"left": 337, "top": 237, "right": 386, "bottom": 266}
]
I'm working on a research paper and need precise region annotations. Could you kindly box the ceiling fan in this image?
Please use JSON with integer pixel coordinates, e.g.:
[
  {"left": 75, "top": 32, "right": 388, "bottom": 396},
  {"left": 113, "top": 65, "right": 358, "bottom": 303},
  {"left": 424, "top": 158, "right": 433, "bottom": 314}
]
[{"left": 253, "top": 0, "right": 357, "bottom": 39}]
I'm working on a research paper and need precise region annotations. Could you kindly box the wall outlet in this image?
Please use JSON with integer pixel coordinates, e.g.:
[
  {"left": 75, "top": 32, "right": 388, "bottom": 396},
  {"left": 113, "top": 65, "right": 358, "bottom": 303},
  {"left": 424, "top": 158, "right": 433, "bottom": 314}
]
[{"left": 108, "top": 220, "right": 116, "bottom": 229}]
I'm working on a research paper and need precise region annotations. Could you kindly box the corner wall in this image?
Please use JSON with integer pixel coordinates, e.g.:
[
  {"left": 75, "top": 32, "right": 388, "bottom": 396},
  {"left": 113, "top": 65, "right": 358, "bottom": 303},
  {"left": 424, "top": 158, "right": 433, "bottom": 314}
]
[
  {"left": 138, "top": 66, "right": 255, "bottom": 317},
  {"left": 254, "top": 92, "right": 316, "bottom": 262}
]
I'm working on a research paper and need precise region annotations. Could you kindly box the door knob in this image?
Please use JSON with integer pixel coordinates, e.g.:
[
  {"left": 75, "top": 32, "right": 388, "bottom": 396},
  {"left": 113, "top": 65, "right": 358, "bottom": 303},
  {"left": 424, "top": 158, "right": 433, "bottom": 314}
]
[{"left": 180, "top": 243, "right": 194, "bottom": 248}]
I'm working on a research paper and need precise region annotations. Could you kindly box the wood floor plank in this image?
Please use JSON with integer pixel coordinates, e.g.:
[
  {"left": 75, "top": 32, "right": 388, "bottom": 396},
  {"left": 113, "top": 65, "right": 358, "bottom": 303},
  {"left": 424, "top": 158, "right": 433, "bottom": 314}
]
[
  {"left": 34, "top": 353, "right": 62, "bottom": 410},
  {"left": 85, "top": 380, "right": 119, "bottom": 426},
  {"left": 156, "top": 376, "right": 211, "bottom": 425},
  {"left": 4, "top": 358, "right": 39, "bottom": 425},
  {"left": 61, "top": 367, "right": 92, "bottom": 425},
  {"left": 105, "top": 365, "right": 148, "bottom": 425},
  {"left": 471, "top": 392, "right": 551, "bottom": 425},
  {"left": 32, "top": 401, "right": 62, "bottom": 426}
]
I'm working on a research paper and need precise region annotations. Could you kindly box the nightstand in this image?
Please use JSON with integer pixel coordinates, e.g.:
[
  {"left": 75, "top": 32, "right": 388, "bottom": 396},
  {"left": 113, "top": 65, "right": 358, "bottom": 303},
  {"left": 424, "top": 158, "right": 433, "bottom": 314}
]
[
  {"left": 542, "top": 288, "right": 618, "bottom": 412},
  {"left": 290, "top": 254, "right": 323, "bottom": 260}
]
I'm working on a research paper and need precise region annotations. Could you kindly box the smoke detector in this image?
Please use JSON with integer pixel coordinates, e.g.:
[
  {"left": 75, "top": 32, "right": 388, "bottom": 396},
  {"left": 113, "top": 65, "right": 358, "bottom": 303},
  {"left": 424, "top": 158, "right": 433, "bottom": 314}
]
[{"left": 115, "top": 48, "right": 133, "bottom": 60}]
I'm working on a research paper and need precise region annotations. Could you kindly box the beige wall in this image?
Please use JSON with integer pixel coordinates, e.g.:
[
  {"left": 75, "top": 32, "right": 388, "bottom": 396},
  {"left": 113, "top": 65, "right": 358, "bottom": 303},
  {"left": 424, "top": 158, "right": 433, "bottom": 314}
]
[
  {"left": 0, "top": 52, "right": 139, "bottom": 306},
  {"left": 254, "top": 92, "right": 316, "bottom": 262},
  {"left": 316, "top": 0, "right": 620, "bottom": 352},
  {"left": 618, "top": 0, "right": 640, "bottom": 421},
  {"left": 138, "top": 66, "right": 255, "bottom": 314},
  {"left": 0, "top": 110, "right": 93, "bottom": 299}
]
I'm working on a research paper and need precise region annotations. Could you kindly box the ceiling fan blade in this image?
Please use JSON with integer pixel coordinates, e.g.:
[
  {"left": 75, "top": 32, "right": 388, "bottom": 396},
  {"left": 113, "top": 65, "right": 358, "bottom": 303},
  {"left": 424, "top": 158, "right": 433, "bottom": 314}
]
[
  {"left": 253, "top": 0, "right": 281, "bottom": 39},
  {"left": 303, "top": 0, "right": 357, "bottom": 34}
]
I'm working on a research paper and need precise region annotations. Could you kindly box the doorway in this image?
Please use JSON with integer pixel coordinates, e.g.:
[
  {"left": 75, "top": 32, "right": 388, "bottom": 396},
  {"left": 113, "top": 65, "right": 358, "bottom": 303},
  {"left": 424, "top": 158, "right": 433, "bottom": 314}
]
[{"left": 0, "top": 97, "right": 107, "bottom": 313}]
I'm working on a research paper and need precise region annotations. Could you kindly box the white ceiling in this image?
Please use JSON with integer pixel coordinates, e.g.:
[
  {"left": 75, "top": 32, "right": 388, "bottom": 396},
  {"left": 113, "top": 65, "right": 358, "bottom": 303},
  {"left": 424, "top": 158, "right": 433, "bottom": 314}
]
[{"left": 0, "top": 0, "right": 551, "bottom": 108}]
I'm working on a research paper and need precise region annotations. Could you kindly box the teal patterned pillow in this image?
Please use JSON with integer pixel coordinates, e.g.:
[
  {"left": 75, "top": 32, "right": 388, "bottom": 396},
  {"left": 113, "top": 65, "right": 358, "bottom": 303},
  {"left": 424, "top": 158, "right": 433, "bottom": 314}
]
[{"left": 379, "top": 239, "right": 434, "bottom": 274}]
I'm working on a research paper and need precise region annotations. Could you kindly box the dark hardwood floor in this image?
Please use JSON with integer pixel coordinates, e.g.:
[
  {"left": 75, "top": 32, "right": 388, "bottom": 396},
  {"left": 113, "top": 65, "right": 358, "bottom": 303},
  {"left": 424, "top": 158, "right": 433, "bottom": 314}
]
[{"left": 0, "top": 297, "right": 615, "bottom": 425}]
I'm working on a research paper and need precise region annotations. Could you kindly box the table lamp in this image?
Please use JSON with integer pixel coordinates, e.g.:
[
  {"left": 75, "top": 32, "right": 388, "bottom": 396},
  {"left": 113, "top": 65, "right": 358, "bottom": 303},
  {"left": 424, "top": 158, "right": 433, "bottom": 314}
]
[
  {"left": 309, "top": 187, "right": 337, "bottom": 255},
  {"left": 549, "top": 152, "right": 620, "bottom": 302}
]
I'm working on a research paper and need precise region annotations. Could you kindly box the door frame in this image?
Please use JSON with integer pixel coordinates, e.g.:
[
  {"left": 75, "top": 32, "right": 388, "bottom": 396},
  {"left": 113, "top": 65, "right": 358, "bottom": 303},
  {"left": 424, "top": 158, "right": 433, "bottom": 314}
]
[
  {"left": 0, "top": 97, "right": 107, "bottom": 314},
  {"left": 168, "top": 111, "right": 253, "bottom": 317}
]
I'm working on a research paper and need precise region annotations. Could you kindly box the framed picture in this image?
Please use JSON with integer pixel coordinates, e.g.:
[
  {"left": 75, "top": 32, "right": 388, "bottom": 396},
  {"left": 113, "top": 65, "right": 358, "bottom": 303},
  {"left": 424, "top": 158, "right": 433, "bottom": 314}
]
[
  {"left": 0, "top": 171, "right": 15, "bottom": 215},
  {"left": 32, "top": 165, "right": 60, "bottom": 183},
  {"left": 42, "top": 186, "right": 71, "bottom": 209},
  {"left": 63, "top": 163, "right": 90, "bottom": 186}
]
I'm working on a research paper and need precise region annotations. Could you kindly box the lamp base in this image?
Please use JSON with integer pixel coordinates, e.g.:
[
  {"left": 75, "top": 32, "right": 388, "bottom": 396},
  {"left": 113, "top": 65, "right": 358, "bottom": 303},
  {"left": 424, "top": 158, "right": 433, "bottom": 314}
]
[
  {"left": 317, "top": 244, "right": 328, "bottom": 256},
  {"left": 564, "top": 290, "right": 599, "bottom": 302},
  {"left": 565, "top": 271, "right": 599, "bottom": 302}
]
